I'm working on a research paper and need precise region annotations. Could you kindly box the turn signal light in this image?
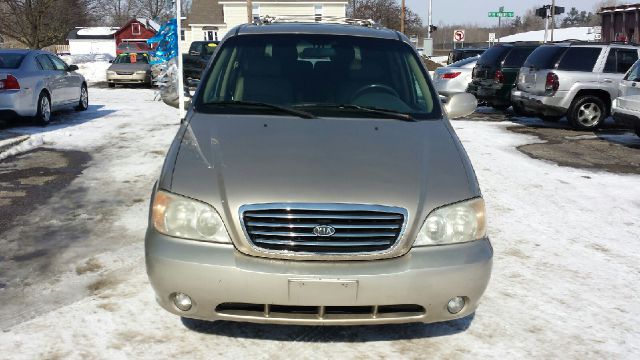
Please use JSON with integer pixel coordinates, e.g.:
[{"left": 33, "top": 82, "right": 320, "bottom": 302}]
[
  {"left": 545, "top": 72, "right": 559, "bottom": 94},
  {"left": 494, "top": 70, "right": 504, "bottom": 83}
]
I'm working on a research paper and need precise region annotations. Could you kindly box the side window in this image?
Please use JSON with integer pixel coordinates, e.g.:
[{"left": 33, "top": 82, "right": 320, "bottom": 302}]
[
  {"left": 48, "top": 55, "right": 67, "bottom": 71},
  {"left": 36, "top": 55, "right": 55, "bottom": 70},
  {"left": 557, "top": 47, "right": 601, "bottom": 72},
  {"left": 617, "top": 50, "right": 638, "bottom": 73},
  {"left": 605, "top": 49, "right": 639, "bottom": 73},
  {"left": 624, "top": 61, "right": 640, "bottom": 81}
]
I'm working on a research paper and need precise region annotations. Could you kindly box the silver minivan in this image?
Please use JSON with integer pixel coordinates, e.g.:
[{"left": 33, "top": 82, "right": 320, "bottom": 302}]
[{"left": 145, "top": 21, "right": 491, "bottom": 326}]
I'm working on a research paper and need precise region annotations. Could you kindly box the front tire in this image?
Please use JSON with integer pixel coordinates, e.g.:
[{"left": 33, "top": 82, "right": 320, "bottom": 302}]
[
  {"left": 568, "top": 95, "right": 606, "bottom": 131},
  {"left": 35, "top": 92, "right": 51, "bottom": 126},
  {"left": 76, "top": 84, "right": 89, "bottom": 111}
]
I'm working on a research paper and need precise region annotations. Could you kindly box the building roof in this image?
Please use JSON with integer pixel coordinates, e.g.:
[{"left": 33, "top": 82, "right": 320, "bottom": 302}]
[
  {"left": 67, "top": 27, "right": 118, "bottom": 40},
  {"left": 600, "top": 4, "right": 640, "bottom": 13},
  {"left": 186, "top": 0, "right": 225, "bottom": 26},
  {"left": 114, "top": 19, "right": 160, "bottom": 36}
]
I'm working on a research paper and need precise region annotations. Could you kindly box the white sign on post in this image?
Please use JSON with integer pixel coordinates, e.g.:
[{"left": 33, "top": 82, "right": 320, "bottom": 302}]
[
  {"left": 593, "top": 26, "right": 602, "bottom": 34},
  {"left": 489, "top": 33, "right": 496, "bottom": 42},
  {"left": 453, "top": 29, "right": 465, "bottom": 43},
  {"left": 594, "top": 33, "right": 602, "bottom": 40}
]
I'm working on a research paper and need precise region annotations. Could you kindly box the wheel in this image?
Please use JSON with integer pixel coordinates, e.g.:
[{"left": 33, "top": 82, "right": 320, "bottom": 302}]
[
  {"left": 541, "top": 115, "right": 563, "bottom": 122},
  {"left": 35, "top": 92, "right": 51, "bottom": 126},
  {"left": 568, "top": 95, "right": 606, "bottom": 131},
  {"left": 108, "top": 83, "right": 116, "bottom": 88},
  {"left": 76, "top": 84, "right": 88, "bottom": 111},
  {"left": 491, "top": 104, "right": 511, "bottom": 111}
]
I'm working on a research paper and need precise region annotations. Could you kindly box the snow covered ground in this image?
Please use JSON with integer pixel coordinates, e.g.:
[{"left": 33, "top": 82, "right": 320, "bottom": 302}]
[
  {"left": 60, "top": 54, "right": 115, "bottom": 84},
  {"left": 1, "top": 105, "right": 639, "bottom": 358},
  {"left": 499, "top": 26, "right": 598, "bottom": 43}
]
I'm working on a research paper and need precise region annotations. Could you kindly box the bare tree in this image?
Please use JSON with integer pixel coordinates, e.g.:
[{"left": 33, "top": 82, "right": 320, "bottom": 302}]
[
  {"left": 133, "top": 0, "right": 171, "bottom": 22},
  {"left": 96, "top": 0, "right": 134, "bottom": 27},
  {"left": 348, "top": 0, "right": 423, "bottom": 35},
  {"left": 0, "top": 0, "right": 95, "bottom": 49}
]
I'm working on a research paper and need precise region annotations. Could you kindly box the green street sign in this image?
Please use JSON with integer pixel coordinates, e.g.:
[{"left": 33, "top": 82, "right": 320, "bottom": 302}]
[{"left": 488, "top": 11, "right": 514, "bottom": 18}]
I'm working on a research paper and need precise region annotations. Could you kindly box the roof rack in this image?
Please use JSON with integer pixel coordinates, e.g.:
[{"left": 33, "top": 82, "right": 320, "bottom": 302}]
[{"left": 254, "top": 15, "right": 382, "bottom": 29}]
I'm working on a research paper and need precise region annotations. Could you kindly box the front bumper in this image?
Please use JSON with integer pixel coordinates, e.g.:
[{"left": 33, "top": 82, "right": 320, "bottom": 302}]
[
  {"left": 612, "top": 100, "right": 640, "bottom": 130},
  {"left": 106, "top": 72, "right": 150, "bottom": 84},
  {"left": 145, "top": 230, "right": 493, "bottom": 325},
  {"left": 511, "top": 89, "right": 568, "bottom": 116}
]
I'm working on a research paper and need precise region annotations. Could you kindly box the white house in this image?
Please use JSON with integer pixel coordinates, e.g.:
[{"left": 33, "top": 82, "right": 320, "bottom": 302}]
[
  {"left": 182, "top": 0, "right": 348, "bottom": 52},
  {"left": 67, "top": 27, "right": 119, "bottom": 57}
]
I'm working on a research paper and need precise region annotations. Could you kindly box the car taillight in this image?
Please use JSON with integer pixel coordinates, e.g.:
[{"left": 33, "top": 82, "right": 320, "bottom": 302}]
[
  {"left": 0, "top": 74, "right": 20, "bottom": 90},
  {"left": 545, "top": 72, "right": 559, "bottom": 94},
  {"left": 442, "top": 72, "right": 462, "bottom": 79},
  {"left": 494, "top": 70, "right": 504, "bottom": 83}
]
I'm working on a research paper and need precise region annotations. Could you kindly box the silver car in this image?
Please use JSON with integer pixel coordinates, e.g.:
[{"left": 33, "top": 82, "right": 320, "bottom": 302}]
[
  {"left": 433, "top": 56, "right": 478, "bottom": 97},
  {"left": 146, "top": 22, "right": 489, "bottom": 326},
  {"left": 0, "top": 49, "right": 88, "bottom": 125}
]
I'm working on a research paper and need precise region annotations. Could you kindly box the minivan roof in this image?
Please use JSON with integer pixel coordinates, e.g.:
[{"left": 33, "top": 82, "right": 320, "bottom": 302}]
[{"left": 236, "top": 23, "right": 401, "bottom": 41}]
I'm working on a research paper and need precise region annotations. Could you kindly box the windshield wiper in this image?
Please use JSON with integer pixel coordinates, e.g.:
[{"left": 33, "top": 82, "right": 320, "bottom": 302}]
[
  {"left": 294, "top": 104, "right": 416, "bottom": 122},
  {"left": 205, "top": 100, "right": 315, "bottom": 119}
]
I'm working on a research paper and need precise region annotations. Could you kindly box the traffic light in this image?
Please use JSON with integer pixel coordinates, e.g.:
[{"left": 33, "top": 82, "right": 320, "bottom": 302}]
[
  {"left": 536, "top": 5, "right": 565, "bottom": 18},
  {"left": 429, "top": 25, "right": 438, "bottom": 33}
]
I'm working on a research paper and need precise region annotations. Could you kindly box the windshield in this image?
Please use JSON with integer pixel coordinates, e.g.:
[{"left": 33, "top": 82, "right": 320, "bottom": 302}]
[
  {"left": 196, "top": 34, "right": 440, "bottom": 119},
  {"left": 113, "top": 53, "right": 149, "bottom": 64},
  {"left": 0, "top": 54, "right": 25, "bottom": 69}
]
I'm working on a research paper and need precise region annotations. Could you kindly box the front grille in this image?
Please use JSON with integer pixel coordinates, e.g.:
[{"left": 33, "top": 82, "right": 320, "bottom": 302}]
[
  {"left": 215, "top": 303, "right": 425, "bottom": 321},
  {"left": 241, "top": 204, "right": 406, "bottom": 254}
]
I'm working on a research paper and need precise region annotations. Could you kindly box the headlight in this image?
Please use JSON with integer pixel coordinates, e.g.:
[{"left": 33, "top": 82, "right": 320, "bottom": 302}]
[
  {"left": 107, "top": 71, "right": 116, "bottom": 75},
  {"left": 151, "top": 190, "right": 231, "bottom": 243},
  {"left": 413, "top": 198, "right": 486, "bottom": 246}
]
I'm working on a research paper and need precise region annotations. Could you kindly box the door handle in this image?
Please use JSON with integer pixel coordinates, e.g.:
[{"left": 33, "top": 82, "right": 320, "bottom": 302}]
[
  {"left": 633, "top": 82, "right": 637, "bottom": 87},
  {"left": 602, "top": 78, "right": 614, "bottom": 83}
]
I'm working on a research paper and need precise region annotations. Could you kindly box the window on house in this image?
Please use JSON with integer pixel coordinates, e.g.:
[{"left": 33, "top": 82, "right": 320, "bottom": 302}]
[
  {"left": 181, "top": 29, "right": 185, "bottom": 41},
  {"left": 132, "top": 23, "right": 141, "bottom": 35},
  {"left": 314, "top": 4, "right": 323, "bottom": 22},
  {"left": 204, "top": 30, "right": 217, "bottom": 41},
  {"left": 253, "top": 4, "right": 260, "bottom": 22}
]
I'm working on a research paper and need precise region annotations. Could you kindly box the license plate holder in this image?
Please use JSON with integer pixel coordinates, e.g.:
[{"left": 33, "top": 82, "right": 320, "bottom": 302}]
[{"left": 288, "top": 279, "right": 358, "bottom": 305}]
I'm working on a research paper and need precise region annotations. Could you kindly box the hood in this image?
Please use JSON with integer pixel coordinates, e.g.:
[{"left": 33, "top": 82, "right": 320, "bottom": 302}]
[
  {"left": 168, "top": 114, "right": 479, "bottom": 249},
  {"left": 107, "top": 63, "right": 150, "bottom": 72}
]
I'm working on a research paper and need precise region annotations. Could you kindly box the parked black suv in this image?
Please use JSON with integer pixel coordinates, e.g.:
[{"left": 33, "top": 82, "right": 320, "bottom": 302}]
[
  {"left": 182, "top": 41, "right": 219, "bottom": 80},
  {"left": 447, "top": 48, "right": 486, "bottom": 65},
  {"left": 467, "top": 43, "right": 539, "bottom": 111}
]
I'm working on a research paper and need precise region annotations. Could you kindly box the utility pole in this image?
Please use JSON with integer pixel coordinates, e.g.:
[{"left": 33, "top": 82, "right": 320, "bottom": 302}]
[
  {"left": 544, "top": 6, "right": 550, "bottom": 43},
  {"left": 247, "top": 0, "right": 253, "bottom": 23},
  {"left": 401, "top": 0, "right": 405, "bottom": 33},
  {"left": 427, "top": 0, "right": 433, "bottom": 39},
  {"left": 550, "top": 0, "right": 556, "bottom": 41}
]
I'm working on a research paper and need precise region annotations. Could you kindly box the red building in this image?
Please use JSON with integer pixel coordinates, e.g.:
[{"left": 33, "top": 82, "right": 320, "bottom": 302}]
[{"left": 114, "top": 18, "right": 160, "bottom": 54}]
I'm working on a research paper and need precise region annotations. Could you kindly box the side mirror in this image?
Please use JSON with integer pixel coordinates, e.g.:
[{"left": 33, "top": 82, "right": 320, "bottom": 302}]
[
  {"left": 68, "top": 64, "right": 79, "bottom": 71},
  {"left": 443, "top": 93, "right": 477, "bottom": 119}
]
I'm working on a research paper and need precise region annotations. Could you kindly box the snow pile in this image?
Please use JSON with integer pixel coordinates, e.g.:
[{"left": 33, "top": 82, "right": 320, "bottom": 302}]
[
  {"left": 0, "top": 135, "right": 44, "bottom": 161},
  {"left": 60, "top": 54, "right": 114, "bottom": 85},
  {"left": 430, "top": 55, "right": 449, "bottom": 65},
  {"left": 76, "top": 27, "right": 118, "bottom": 37},
  {"left": 499, "top": 26, "right": 597, "bottom": 43}
]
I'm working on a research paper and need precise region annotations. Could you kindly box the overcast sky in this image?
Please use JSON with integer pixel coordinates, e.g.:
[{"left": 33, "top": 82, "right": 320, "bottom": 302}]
[{"left": 405, "top": 0, "right": 606, "bottom": 26}]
